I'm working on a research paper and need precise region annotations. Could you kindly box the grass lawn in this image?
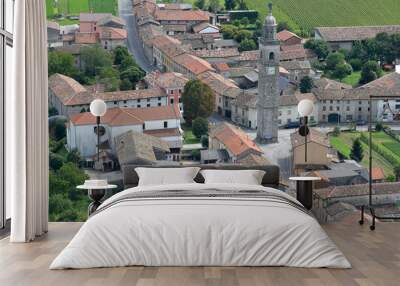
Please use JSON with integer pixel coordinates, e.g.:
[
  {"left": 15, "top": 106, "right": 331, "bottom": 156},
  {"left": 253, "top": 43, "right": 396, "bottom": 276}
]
[
  {"left": 330, "top": 131, "right": 395, "bottom": 177},
  {"left": 46, "top": 0, "right": 118, "bottom": 21},
  {"left": 342, "top": 71, "right": 361, "bottom": 87},
  {"left": 182, "top": 126, "right": 200, "bottom": 144}
]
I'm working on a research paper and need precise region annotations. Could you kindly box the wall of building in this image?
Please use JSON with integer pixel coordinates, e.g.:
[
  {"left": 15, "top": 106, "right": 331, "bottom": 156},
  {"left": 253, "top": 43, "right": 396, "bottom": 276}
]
[{"left": 293, "top": 142, "right": 330, "bottom": 166}]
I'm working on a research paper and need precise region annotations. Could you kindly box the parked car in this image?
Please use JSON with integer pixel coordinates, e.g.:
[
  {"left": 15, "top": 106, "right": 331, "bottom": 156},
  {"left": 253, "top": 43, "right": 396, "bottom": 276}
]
[
  {"left": 356, "top": 120, "right": 367, "bottom": 126},
  {"left": 284, "top": 121, "right": 300, "bottom": 129}
]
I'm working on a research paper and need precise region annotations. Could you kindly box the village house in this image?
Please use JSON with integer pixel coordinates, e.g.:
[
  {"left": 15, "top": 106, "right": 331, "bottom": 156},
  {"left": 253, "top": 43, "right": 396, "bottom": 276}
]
[
  {"left": 48, "top": 73, "right": 170, "bottom": 117},
  {"left": 144, "top": 71, "right": 189, "bottom": 113},
  {"left": 171, "top": 53, "right": 215, "bottom": 79},
  {"left": 198, "top": 71, "right": 241, "bottom": 117},
  {"left": 277, "top": 30, "right": 302, "bottom": 46},
  {"left": 154, "top": 9, "right": 216, "bottom": 35},
  {"left": 67, "top": 106, "right": 183, "bottom": 166},
  {"left": 291, "top": 128, "right": 334, "bottom": 168},
  {"left": 209, "top": 122, "right": 264, "bottom": 163},
  {"left": 280, "top": 60, "right": 312, "bottom": 83},
  {"left": 314, "top": 25, "right": 400, "bottom": 51},
  {"left": 53, "top": 44, "right": 88, "bottom": 69},
  {"left": 47, "top": 21, "right": 62, "bottom": 48}
]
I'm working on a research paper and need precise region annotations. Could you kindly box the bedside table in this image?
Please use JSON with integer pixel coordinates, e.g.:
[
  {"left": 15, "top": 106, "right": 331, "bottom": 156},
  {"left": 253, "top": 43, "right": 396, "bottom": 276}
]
[
  {"left": 289, "top": 177, "right": 321, "bottom": 210},
  {"left": 77, "top": 181, "right": 117, "bottom": 216}
]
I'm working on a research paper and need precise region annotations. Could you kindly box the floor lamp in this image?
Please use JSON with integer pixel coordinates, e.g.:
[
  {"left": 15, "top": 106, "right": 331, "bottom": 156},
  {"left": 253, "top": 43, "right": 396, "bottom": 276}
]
[
  {"left": 359, "top": 93, "right": 400, "bottom": 230},
  {"left": 90, "top": 99, "right": 107, "bottom": 168},
  {"left": 298, "top": 99, "right": 315, "bottom": 162}
]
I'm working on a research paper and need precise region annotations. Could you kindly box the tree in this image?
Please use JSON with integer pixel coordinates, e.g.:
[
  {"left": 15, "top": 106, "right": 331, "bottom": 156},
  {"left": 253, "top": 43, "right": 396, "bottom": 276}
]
[
  {"left": 277, "top": 22, "right": 292, "bottom": 32},
  {"left": 394, "top": 165, "right": 400, "bottom": 181},
  {"left": 48, "top": 51, "right": 79, "bottom": 78},
  {"left": 237, "top": 0, "right": 248, "bottom": 10},
  {"left": 224, "top": 0, "right": 236, "bottom": 10},
  {"left": 201, "top": 135, "right": 209, "bottom": 148},
  {"left": 194, "top": 0, "right": 206, "bottom": 10},
  {"left": 234, "top": 29, "right": 252, "bottom": 42},
  {"left": 49, "top": 153, "right": 64, "bottom": 171},
  {"left": 120, "top": 78, "right": 133, "bottom": 91},
  {"left": 326, "top": 52, "right": 345, "bottom": 70},
  {"left": 208, "top": 0, "right": 220, "bottom": 13},
  {"left": 192, "top": 117, "right": 209, "bottom": 139},
  {"left": 304, "top": 39, "right": 329, "bottom": 60},
  {"left": 80, "top": 45, "right": 113, "bottom": 77},
  {"left": 98, "top": 66, "right": 120, "bottom": 92},
  {"left": 350, "top": 138, "right": 364, "bottom": 162},
  {"left": 54, "top": 118, "right": 66, "bottom": 141},
  {"left": 182, "top": 80, "right": 215, "bottom": 126},
  {"left": 375, "top": 122, "right": 383, "bottom": 132},
  {"left": 221, "top": 25, "right": 239, "bottom": 39},
  {"left": 66, "top": 149, "right": 81, "bottom": 165},
  {"left": 113, "top": 46, "right": 130, "bottom": 66},
  {"left": 332, "top": 126, "right": 341, "bottom": 137},
  {"left": 299, "top": 76, "right": 313, "bottom": 93},
  {"left": 359, "top": 60, "right": 382, "bottom": 84},
  {"left": 48, "top": 106, "right": 59, "bottom": 117},
  {"left": 238, "top": 38, "right": 257, "bottom": 52},
  {"left": 349, "top": 58, "right": 362, "bottom": 71},
  {"left": 120, "top": 65, "right": 145, "bottom": 88},
  {"left": 333, "top": 63, "right": 352, "bottom": 81}
]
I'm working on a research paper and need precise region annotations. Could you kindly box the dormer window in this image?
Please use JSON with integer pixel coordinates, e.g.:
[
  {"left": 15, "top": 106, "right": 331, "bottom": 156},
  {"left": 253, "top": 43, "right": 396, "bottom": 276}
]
[{"left": 269, "top": 52, "right": 274, "bottom": 60}]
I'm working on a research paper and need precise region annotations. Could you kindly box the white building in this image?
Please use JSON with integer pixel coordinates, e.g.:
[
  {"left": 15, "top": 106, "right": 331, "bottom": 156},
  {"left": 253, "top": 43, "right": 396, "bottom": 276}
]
[{"left": 67, "top": 106, "right": 183, "bottom": 163}]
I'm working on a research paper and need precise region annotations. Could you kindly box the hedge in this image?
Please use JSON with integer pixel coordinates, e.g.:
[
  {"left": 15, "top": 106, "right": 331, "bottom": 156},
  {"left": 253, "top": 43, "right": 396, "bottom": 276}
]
[
  {"left": 229, "top": 10, "right": 259, "bottom": 23},
  {"left": 360, "top": 133, "right": 400, "bottom": 166}
]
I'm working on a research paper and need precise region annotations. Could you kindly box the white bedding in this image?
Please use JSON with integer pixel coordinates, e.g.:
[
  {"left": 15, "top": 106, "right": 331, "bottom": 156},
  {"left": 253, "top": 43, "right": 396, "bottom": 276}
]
[{"left": 50, "top": 183, "right": 351, "bottom": 269}]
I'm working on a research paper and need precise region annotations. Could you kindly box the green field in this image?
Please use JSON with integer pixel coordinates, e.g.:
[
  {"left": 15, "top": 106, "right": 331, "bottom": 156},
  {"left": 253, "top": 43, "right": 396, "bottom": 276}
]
[
  {"left": 46, "top": 0, "right": 118, "bottom": 20},
  {"left": 183, "top": 126, "right": 200, "bottom": 144},
  {"left": 330, "top": 131, "right": 396, "bottom": 177},
  {"left": 184, "top": 0, "right": 400, "bottom": 33}
]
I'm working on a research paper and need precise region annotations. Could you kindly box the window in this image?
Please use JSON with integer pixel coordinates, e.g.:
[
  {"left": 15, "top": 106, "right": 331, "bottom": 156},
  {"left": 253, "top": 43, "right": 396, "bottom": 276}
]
[
  {"left": 158, "top": 102, "right": 161, "bottom": 106},
  {"left": 336, "top": 106, "right": 340, "bottom": 111},
  {"left": 330, "top": 100, "right": 333, "bottom": 104},
  {"left": 123, "top": 100, "right": 127, "bottom": 104},
  {"left": 147, "top": 103, "right": 150, "bottom": 107},
  {"left": 323, "top": 106, "right": 326, "bottom": 111},
  {"left": 329, "top": 106, "right": 333, "bottom": 111},
  {"left": 346, "top": 106, "right": 350, "bottom": 111},
  {"left": 147, "top": 98, "right": 150, "bottom": 102},
  {"left": 287, "top": 110, "right": 291, "bottom": 115},
  {"left": 170, "top": 90, "right": 173, "bottom": 95},
  {"left": 142, "top": 123, "right": 145, "bottom": 130},
  {"left": 114, "top": 101, "right": 117, "bottom": 105},
  {"left": 164, "top": 121, "right": 168, "bottom": 128},
  {"left": 1, "top": 0, "right": 14, "bottom": 229},
  {"left": 359, "top": 107, "right": 362, "bottom": 111},
  {"left": 179, "top": 97, "right": 182, "bottom": 103},
  {"left": 170, "top": 98, "right": 174, "bottom": 104},
  {"left": 346, "top": 115, "right": 353, "bottom": 121},
  {"left": 269, "top": 52, "right": 274, "bottom": 60},
  {"left": 322, "top": 115, "right": 326, "bottom": 120},
  {"left": 158, "top": 97, "right": 161, "bottom": 101}
]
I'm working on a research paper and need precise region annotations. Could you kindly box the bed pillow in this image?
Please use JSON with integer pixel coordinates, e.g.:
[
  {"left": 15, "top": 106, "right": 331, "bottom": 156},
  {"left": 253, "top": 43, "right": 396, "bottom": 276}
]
[
  {"left": 135, "top": 167, "right": 201, "bottom": 186},
  {"left": 200, "top": 169, "right": 266, "bottom": 185}
]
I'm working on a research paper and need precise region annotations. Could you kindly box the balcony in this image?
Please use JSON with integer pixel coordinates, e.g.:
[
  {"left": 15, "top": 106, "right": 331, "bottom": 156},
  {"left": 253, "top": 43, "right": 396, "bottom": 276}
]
[{"left": 0, "top": 214, "right": 398, "bottom": 286}]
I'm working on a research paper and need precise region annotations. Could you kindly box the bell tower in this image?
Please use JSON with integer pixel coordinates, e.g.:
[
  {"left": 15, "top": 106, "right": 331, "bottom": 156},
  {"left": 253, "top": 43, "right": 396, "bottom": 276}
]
[{"left": 256, "top": 3, "right": 280, "bottom": 143}]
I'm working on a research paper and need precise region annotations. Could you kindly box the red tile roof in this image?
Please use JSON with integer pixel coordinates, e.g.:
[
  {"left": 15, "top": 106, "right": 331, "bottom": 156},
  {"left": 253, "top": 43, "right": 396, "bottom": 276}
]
[
  {"left": 198, "top": 71, "right": 239, "bottom": 98},
  {"left": 371, "top": 167, "right": 385, "bottom": 181},
  {"left": 174, "top": 54, "right": 214, "bottom": 75},
  {"left": 210, "top": 122, "right": 263, "bottom": 157},
  {"left": 75, "top": 32, "right": 98, "bottom": 44},
  {"left": 79, "top": 13, "right": 112, "bottom": 22},
  {"left": 145, "top": 71, "right": 189, "bottom": 89},
  {"left": 277, "top": 30, "right": 302, "bottom": 42},
  {"left": 155, "top": 10, "right": 210, "bottom": 22},
  {"left": 99, "top": 27, "right": 127, "bottom": 40},
  {"left": 49, "top": 74, "right": 91, "bottom": 105},
  {"left": 213, "top": 62, "right": 230, "bottom": 72},
  {"left": 70, "top": 106, "right": 180, "bottom": 126}
]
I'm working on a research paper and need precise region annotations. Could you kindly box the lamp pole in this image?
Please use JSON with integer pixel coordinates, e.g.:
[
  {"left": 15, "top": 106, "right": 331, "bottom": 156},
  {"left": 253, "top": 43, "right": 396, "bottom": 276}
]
[
  {"left": 96, "top": 116, "right": 100, "bottom": 164},
  {"left": 298, "top": 99, "right": 314, "bottom": 165},
  {"left": 304, "top": 116, "right": 308, "bottom": 162},
  {"left": 90, "top": 99, "right": 107, "bottom": 170}
]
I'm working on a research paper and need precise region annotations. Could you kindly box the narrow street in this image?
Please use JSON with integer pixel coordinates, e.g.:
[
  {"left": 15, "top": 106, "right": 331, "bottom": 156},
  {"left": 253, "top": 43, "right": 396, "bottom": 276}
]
[{"left": 118, "top": 0, "right": 154, "bottom": 73}]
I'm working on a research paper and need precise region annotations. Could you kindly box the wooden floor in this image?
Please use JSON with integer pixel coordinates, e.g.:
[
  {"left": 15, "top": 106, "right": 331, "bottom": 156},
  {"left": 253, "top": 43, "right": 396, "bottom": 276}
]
[{"left": 0, "top": 215, "right": 399, "bottom": 286}]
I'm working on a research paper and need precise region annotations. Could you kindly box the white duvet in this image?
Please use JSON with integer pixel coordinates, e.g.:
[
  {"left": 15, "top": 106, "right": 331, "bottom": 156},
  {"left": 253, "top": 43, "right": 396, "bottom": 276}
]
[{"left": 50, "top": 183, "right": 351, "bottom": 269}]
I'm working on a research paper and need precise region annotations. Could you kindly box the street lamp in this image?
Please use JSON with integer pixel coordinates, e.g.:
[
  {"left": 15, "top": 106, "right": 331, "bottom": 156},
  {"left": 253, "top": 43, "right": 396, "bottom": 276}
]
[
  {"left": 90, "top": 99, "right": 107, "bottom": 166},
  {"left": 298, "top": 99, "right": 315, "bottom": 163}
]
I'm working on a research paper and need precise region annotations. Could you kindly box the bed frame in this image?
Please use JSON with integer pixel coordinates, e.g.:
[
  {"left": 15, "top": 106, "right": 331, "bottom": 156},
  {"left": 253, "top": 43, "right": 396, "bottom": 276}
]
[{"left": 122, "top": 164, "right": 281, "bottom": 189}]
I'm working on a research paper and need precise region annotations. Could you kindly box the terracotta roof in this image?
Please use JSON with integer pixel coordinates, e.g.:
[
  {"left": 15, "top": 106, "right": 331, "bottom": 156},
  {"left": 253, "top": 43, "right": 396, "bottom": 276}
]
[
  {"left": 237, "top": 153, "right": 270, "bottom": 166},
  {"left": 192, "top": 22, "right": 219, "bottom": 33},
  {"left": 62, "top": 34, "right": 75, "bottom": 42},
  {"left": 144, "top": 128, "right": 181, "bottom": 137},
  {"left": 277, "top": 30, "right": 301, "bottom": 42},
  {"left": 155, "top": 10, "right": 210, "bottom": 22},
  {"left": 238, "top": 50, "right": 259, "bottom": 62},
  {"left": 145, "top": 71, "right": 189, "bottom": 89},
  {"left": 198, "top": 71, "right": 239, "bottom": 98},
  {"left": 291, "top": 128, "right": 330, "bottom": 148},
  {"left": 213, "top": 62, "right": 230, "bottom": 72},
  {"left": 146, "top": 35, "right": 186, "bottom": 58},
  {"left": 314, "top": 182, "right": 400, "bottom": 199},
  {"left": 295, "top": 93, "right": 317, "bottom": 103},
  {"left": 280, "top": 45, "right": 316, "bottom": 61},
  {"left": 70, "top": 106, "right": 180, "bottom": 126},
  {"left": 163, "top": 24, "right": 187, "bottom": 32},
  {"left": 279, "top": 95, "right": 298, "bottom": 106},
  {"left": 75, "top": 32, "right": 98, "bottom": 44},
  {"left": 371, "top": 167, "right": 385, "bottom": 181},
  {"left": 96, "top": 15, "right": 126, "bottom": 27},
  {"left": 280, "top": 60, "right": 311, "bottom": 71},
  {"left": 232, "top": 91, "right": 257, "bottom": 109},
  {"left": 99, "top": 27, "right": 127, "bottom": 40},
  {"left": 96, "top": 88, "right": 166, "bottom": 103},
  {"left": 315, "top": 25, "right": 400, "bottom": 42},
  {"left": 48, "top": 74, "right": 91, "bottom": 105},
  {"left": 210, "top": 122, "right": 263, "bottom": 157},
  {"left": 313, "top": 78, "right": 352, "bottom": 90},
  {"left": 54, "top": 44, "right": 87, "bottom": 54},
  {"left": 79, "top": 13, "right": 112, "bottom": 22},
  {"left": 358, "top": 72, "right": 400, "bottom": 97},
  {"left": 192, "top": 48, "right": 240, "bottom": 59},
  {"left": 173, "top": 53, "right": 215, "bottom": 75}
]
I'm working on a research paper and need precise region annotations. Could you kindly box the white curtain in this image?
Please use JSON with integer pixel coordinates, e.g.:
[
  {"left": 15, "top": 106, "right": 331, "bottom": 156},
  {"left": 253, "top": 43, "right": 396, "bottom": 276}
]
[{"left": 8, "top": 0, "right": 49, "bottom": 242}]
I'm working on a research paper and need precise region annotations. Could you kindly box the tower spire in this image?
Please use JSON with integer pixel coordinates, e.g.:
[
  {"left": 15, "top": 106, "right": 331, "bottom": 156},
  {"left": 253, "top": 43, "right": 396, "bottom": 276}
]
[{"left": 268, "top": 2, "right": 273, "bottom": 15}]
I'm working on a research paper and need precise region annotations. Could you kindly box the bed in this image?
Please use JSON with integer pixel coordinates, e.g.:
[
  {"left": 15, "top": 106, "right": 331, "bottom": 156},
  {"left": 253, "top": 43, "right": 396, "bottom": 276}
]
[{"left": 50, "top": 165, "right": 351, "bottom": 269}]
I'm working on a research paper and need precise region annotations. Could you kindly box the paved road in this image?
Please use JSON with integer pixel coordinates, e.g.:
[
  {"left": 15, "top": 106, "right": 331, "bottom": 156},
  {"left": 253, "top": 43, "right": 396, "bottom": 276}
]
[{"left": 118, "top": 0, "right": 154, "bottom": 73}]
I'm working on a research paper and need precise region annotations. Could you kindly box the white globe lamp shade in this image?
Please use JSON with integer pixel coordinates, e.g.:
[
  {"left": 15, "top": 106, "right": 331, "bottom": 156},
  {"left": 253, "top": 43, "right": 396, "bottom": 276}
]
[
  {"left": 298, "top": 99, "right": 314, "bottom": 117},
  {"left": 90, "top": 99, "right": 107, "bottom": 117}
]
